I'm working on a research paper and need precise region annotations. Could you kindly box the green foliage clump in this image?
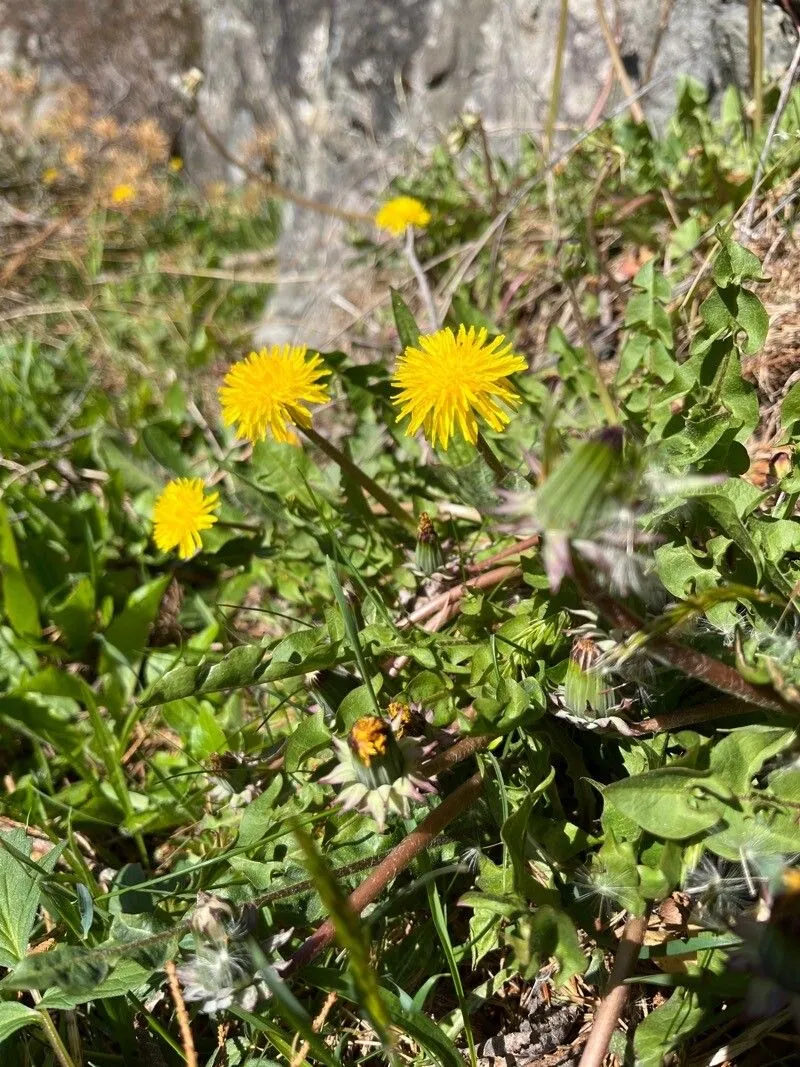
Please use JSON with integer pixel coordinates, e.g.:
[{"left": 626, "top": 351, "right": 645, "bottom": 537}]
[{"left": 1, "top": 75, "right": 800, "bottom": 1067}]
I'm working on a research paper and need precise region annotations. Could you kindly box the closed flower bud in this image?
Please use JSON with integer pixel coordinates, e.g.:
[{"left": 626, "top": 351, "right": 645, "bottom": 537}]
[
  {"left": 563, "top": 636, "right": 613, "bottom": 719},
  {"left": 415, "top": 511, "right": 444, "bottom": 575}
]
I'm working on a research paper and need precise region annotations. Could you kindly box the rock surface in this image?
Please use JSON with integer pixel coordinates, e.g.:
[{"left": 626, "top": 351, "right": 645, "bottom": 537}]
[{"left": 1, "top": 0, "right": 797, "bottom": 341}]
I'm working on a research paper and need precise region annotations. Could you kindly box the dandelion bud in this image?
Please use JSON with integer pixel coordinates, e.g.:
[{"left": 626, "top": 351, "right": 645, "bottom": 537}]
[
  {"left": 415, "top": 511, "right": 444, "bottom": 575},
  {"left": 563, "top": 636, "right": 613, "bottom": 719}
]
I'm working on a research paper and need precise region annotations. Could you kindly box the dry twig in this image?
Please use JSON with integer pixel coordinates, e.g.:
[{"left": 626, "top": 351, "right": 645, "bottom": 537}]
[{"left": 165, "top": 959, "right": 198, "bottom": 1067}]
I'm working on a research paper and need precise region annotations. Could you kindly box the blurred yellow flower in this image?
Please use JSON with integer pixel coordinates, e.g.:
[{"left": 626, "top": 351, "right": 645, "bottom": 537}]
[
  {"left": 169, "top": 156, "right": 184, "bottom": 172},
  {"left": 42, "top": 168, "right": 60, "bottom": 185},
  {"left": 218, "top": 345, "right": 330, "bottom": 444},
  {"left": 111, "top": 183, "right": 136, "bottom": 205},
  {"left": 375, "top": 195, "right": 431, "bottom": 236},
  {"left": 392, "top": 325, "right": 526, "bottom": 449},
  {"left": 152, "top": 478, "right": 219, "bottom": 560}
]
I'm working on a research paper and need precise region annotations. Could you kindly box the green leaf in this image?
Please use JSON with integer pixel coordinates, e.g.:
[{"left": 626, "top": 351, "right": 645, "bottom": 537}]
[
  {"left": 38, "top": 959, "right": 155, "bottom": 1008},
  {"left": 0, "top": 1002, "right": 40, "bottom": 1045},
  {"left": 50, "top": 576, "right": 95, "bottom": 653},
  {"left": 101, "top": 575, "right": 171, "bottom": 669},
  {"left": 708, "top": 727, "right": 795, "bottom": 793},
  {"left": 0, "top": 829, "right": 62, "bottom": 967},
  {"left": 700, "top": 287, "right": 769, "bottom": 355},
  {"left": 633, "top": 987, "right": 705, "bottom": 1067},
  {"left": 471, "top": 676, "right": 544, "bottom": 734},
  {"left": 506, "top": 906, "right": 587, "bottom": 987},
  {"left": 603, "top": 769, "right": 726, "bottom": 840},
  {"left": 284, "top": 710, "right": 332, "bottom": 771},
  {"left": 3, "top": 944, "right": 110, "bottom": 994},
  {"left": 238, "top": 775, "right": 284, "bottom": 847},
  {"left": 781, "top": 379, "right": 800, "bottom": 430},
  {"left": 0, "top": 503, "right": 40, "bottom": 639},
  {"left": 391, "top": 288, "right": 421, "bottom": 350},
  {"left": 712, "top": 228, "right": 767, "bottom": 287},
  {"left": 141, "top": 642, "right": 270, "bottom": 706}
]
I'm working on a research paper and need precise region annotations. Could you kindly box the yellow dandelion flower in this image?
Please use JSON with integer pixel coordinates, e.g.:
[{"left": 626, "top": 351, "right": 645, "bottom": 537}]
[
  {"left": 392, "top": 325, "right": 527, "bottom": 450},
  {"left": 349, "top": 716, "right": 390, "bottom": 767},
  {"left": 42, "top": 168, "right": 60, "bottom": 185},
  {"left": 152, "top": 478, "right": 219, "bottom": 560},
  {"left": 218, "top": 345, "right": 331, "bottom": 444},
  {"left": 111, "top": 183, "right": 136, "bottom": 205},
  {"left": 374, "top": 195, "right": 431, "bottom": 236},
  {"left": 169, "top": 156, "right": 184, "bottom": 172}
]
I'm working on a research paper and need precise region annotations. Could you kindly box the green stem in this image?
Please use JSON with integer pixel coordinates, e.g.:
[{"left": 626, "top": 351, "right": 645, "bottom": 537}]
[
  {"left": 37, "top": 1009, "right": 77, "bottom": 1067},
  {"left": 475, "top": 433, "right": 510, "bottom": 484},
  {"left": 215, "top": 519, "right": 262, "bottom": 532},
  {"left": 301, "top": 425, "right": 415, "bottom": 531},
  {"left": 544, "top": 0, "right": 570, "bottom": 159}
]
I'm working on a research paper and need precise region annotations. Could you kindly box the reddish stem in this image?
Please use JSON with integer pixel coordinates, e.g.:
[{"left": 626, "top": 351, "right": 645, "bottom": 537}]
[{"left": 285, "top": 773, "right": 484, "bottom": 975}]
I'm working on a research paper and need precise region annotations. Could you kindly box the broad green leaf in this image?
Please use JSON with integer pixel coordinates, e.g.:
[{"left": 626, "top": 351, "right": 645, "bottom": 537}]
[
  {"left": 38, "top": 959, "right": 155, "bottom": 1008},
  {"left": 101, "top": 574, "right": 171, "bottom": 670},
  {"left": 709, "top": 727, "right": 795, "bottom": 793},
  {"left": 699, "top": 287, "right": 768, "bottom": 355},
  {"left": 603, "top": 769, "right": 725, "bottom": 839},
  {"left": 50, "top": 575, "right": 95, "bottom": 653},
  {"left": 712, "top": 228, "right": 767, "bottom": 287},
  {"left": 238, "top": 775, "right": 285, "bottom": 847},
  {"left": 0, "top": 503, "right": 39, "bottom": 638},
  {"left": 633, "top": 987, "right": 705, "bottom": 1067},
  {"left": 0, "top": 1002, "right": 40, "bottom": 1045},
  {"left": 284, "top": 710, "right": 331, "bottom": 771},
  {"left": 3, "top": 944, "right": 110, "bottom": 994},
  {"left": 0, "top": 830, "right": 62, "bottom": 967},
  {"left": 506, "top": 906, "right": 586, "bottom": 987}
]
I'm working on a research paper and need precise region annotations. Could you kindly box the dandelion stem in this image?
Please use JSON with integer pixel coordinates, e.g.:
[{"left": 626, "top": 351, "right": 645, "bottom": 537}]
[
  {"left": 215, "top": 519, "right": 262, "bottom": 533},
  {"left": 578, "top": 910, "right": 650, "bottom": 1067},
  {"left": 475, "top": 432, "right": 511, "bottom": 484},
  {"left": 300, "top": 426, "right": 415, "bottom": 531},
  {"left": 404, "top": 226, "right": 438, "bottom": 330},
  {"left": 37, "top": 1009, "right": 77, "bottom": 1067}
]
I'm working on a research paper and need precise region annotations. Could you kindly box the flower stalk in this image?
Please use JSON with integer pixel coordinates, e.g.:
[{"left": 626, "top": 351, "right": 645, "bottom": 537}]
[{"left": 301, "top": 425, "right": 415, "bottom": 530}]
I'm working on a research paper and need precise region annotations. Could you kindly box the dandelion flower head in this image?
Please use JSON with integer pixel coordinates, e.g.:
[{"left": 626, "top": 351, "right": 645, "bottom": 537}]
[
  {"left": 375, "top": 195, "right": 431, "bottom": 236},
  {"left": 392, "top": 325, "right": 526, "bottom": 449},
  {"left": 349, "top": 716, "right": 390, "bottom": 767},
  {"left": 153, "top": 478, "right": 219, "bottom": 560},
  {"left": 110, "top": 183, "right": 136, "bottom": 205},
  {"left": 218, "top": 345, "right": 330, "bottom": 445}
]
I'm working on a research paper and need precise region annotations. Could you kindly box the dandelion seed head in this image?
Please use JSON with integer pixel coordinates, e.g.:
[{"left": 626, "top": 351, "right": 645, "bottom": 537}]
[
  {"left": 218, "top": 345, "right": 330, "bottom": 444},
  {"left": 392, "top": 325, "right": 526, "bottom": 450},
  {"left": 152, "top": 478, "right": 219, "bottom": 560}
]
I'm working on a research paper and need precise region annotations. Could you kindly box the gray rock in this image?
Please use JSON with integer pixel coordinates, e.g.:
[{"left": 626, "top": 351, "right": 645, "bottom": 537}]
[{"left": 0, "top": 1, "right": 797, "bottom": 344}]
